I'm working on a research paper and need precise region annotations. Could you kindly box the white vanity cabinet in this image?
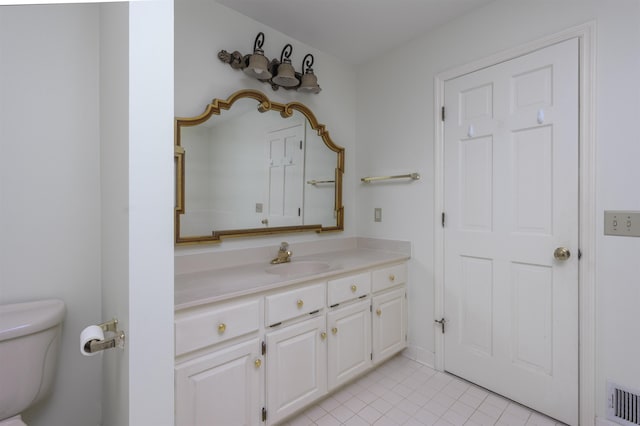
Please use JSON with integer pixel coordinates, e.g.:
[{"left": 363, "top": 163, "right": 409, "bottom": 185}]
[
  {"left": 175, "top": 258, "right": 409, "bottom": 426},
  {"left": 372, "top": 264, "right": 408, "bottom": 364},
  {"left": 265, "top": 315, "right": 327, "bottom": 425},
  {"left": 174, "top": 297, "right": 263, "bottom": 426},
  {"left": 327, "top": 299, "right": 372, "bottom": 390},
  {"left": 175, "top": 338, "right": 263, "bottom": 426},
  {"left": 264, "top": 282, "right": 327, "bottom": 425}
]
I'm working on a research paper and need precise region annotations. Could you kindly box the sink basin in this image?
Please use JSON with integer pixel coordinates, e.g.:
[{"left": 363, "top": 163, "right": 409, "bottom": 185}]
[{"left": 265, "top": 261, "right": 331, "bottom": 277}]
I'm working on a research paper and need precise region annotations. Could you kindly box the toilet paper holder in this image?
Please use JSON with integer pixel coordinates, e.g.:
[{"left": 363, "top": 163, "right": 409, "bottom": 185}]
[{"left": 84, "top": 319, "right": 126, "bottom": 354}]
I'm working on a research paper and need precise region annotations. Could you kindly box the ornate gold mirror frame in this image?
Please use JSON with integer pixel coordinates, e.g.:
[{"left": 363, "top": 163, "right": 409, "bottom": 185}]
[{"left": 175, "top": 89, "right": 344, "bottom": 245}]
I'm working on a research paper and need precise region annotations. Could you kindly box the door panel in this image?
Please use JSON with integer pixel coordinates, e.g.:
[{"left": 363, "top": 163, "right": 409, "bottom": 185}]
[
  {"left": 443, "top": 38, "right": 579, "bottom": 425},
  {"left": 266, "top": 316, "right": 327, "bottom": 425},
  {"left": 327, "top": 300, "right": 372, "bottom": 390},
  {"left": 175, "top": 339, "right": 262, "bottom": 426}
]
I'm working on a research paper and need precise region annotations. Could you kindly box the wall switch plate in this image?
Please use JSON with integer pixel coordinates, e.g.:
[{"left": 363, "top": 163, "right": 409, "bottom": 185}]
[
  {"left": 255, "top": 203, "right": 263, "bottom": 213},
  {"left": 374, "top": 208, "right": 382, "bottom": 222},
  {"left": 604, "top": 211, "right": 640, "bottom": 237}
]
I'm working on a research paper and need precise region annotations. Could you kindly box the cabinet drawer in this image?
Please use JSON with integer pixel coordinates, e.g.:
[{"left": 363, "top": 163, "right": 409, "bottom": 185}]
[
  {"left": 265, "top": 283, "right": 325, "bottom": 326},
  {"left": 327, "top": 272, "right": 371, "bottom": 306},
  {"left": 372, "top": 263, "right": 407, "bottom": 293},
  {"left": 175, "top": 299, "right": 260, "bottom": 356}
]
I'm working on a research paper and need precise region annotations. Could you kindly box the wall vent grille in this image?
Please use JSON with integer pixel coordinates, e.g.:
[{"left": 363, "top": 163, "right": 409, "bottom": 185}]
[{"left": 608, "top": 381, "right": 640, "bottom": 426}]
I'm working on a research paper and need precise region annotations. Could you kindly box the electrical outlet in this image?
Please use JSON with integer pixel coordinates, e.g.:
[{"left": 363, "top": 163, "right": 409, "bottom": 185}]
[
  {"left": 604, "top": 211, "right": 640, "bottom": 237},
  {"left": 374, "top": 208, "right": 382, "bottom": 222},
  {"left": 255, "top": 203, "right": 263, "bottom": 213}
]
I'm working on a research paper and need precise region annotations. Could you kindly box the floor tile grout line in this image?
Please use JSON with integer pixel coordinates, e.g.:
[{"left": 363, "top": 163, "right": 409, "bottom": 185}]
[{"left": 282, "top": 354, "right": 565, "bottom": 426}]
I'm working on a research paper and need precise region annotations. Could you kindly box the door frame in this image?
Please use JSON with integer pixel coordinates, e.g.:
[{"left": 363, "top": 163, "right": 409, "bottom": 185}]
[{"left": 433, "top": 22, "right": 596, "bottom": 425}]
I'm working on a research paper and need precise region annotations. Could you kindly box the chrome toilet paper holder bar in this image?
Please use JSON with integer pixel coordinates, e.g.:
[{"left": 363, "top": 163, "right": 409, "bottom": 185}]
[{"left": 84, "top": 319, "right": 126, "bottom": 354}]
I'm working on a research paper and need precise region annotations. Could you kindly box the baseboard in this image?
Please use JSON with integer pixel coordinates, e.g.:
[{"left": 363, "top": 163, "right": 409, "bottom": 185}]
[
  {"left": 596, "top": 417, "right": 621, "bottom": 426},
  {"left": 402, "top": 345, "right": 435, "bottom": 368}
]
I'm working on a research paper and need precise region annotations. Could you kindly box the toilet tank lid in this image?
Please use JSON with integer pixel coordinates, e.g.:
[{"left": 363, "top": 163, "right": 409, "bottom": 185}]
[{"left": 0, "top": 299, "right": 66, "bottom": 342}]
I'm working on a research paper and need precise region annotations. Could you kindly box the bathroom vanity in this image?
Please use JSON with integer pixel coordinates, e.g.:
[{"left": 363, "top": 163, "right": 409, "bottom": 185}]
[{"left": 174, "top": 243, "right": 409, "bottom": 425}]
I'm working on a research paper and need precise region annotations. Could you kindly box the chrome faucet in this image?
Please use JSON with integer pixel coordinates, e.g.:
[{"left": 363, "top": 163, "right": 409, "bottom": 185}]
[{"left": 271, "top": 242, "right": 292, "bottom": 264}]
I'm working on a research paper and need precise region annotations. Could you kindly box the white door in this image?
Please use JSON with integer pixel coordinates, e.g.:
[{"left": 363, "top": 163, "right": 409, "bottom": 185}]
[
  {"left": 443, "top": 39, "right": 579, "bottom": 425},
  {"left": 265, "top": 316, "right": 327, "bottom": 425},
  {"left": 266, "top": 125, "right": 305, "bottom": 227},
  {"left": 327, "top": 300, "right": 372, "bottom": 390}
]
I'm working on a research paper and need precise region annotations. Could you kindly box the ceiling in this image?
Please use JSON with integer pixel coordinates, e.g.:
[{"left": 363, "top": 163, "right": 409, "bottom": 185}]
[{"left": 216, "top": 0, "right": 496, "bottom": 65}]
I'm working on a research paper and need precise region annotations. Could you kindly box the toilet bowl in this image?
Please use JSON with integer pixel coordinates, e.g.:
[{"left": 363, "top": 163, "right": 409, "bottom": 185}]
[{"left": 0, "top": 299, "right": 65, "bottom": 425}]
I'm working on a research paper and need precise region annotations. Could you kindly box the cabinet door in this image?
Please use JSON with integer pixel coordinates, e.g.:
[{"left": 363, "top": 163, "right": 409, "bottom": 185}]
[
  {"left": 327, "top": 299, "right": 372, "bottom": 390},
  {"left": 372, "top": 287, "right": 407, "bottom": 364},
  {"left": 175, "top": 338, "right": 263, "bottom": 426},
  {"left": 266, "top": 315, "right": 327, "bottom": 425}
]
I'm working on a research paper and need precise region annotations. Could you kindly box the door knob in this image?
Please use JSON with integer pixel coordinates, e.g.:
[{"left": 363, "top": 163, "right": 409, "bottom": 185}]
[{"left": 554, "top": 247, "right": 571, "bottom": 261}]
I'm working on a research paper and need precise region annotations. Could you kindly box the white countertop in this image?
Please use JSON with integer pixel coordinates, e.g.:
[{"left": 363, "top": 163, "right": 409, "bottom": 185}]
[{"left": 175, "top": 248, "right": 409, "bottom": 310}]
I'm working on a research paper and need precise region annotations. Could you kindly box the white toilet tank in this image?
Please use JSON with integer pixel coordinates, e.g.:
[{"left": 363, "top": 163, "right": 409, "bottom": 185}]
[{"left": 0, "top": 299, "right": 65, "bottom": 422}]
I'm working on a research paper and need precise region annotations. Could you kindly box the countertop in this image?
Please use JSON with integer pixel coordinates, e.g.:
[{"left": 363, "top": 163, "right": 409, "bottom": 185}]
[{"left": 175, "top": 248, "right": 409, "bottom": 311}]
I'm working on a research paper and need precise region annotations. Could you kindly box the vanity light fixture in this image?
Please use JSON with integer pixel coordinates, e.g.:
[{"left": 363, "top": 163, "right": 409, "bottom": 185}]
[
  {"left": 298, "top": 54, "right": 321, "bottom": 94},
  {"left": 243, "top": 32, "right": 272, "bottom": 80},
  {"left": 271, "top": 44, "right": 299, "bottom": 87},
  {"left": 217, "top": 32, "right": 321, "bottom": 93}
]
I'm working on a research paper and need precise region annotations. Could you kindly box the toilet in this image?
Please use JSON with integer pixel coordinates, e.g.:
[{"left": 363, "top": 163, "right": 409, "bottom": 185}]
[{"left": 0, "top": 299, "right": 65, "bottom": 426}]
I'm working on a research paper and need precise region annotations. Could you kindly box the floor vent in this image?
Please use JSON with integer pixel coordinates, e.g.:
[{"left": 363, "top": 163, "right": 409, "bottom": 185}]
[{"left": 608, "top": 381, "right": 640, "bottom": 426}]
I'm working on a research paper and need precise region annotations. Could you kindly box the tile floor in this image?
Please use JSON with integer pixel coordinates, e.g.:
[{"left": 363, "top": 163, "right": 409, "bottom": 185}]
[{"left": 280, "top": 354, "right": 567, "bottom": 426}]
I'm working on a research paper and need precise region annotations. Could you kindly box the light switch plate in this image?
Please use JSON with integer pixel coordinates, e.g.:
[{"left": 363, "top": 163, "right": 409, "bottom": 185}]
[
  {"left": 374, "top": 208, "right": 382, "bottom": 222},
  {"left": 604, "top": 211, "right": 640, "bottom": 237}
]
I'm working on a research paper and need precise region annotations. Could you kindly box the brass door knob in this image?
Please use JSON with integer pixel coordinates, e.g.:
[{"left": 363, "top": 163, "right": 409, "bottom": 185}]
[
  {"left": 351, "top": 285, "right": 357, "bottom": 292},
  {"left": 332, "top": 327, "right": 338, "bottom": 335},
  {"left": 320, "top": 331, "right": 327, "bottom": 340},
  {"left": 296, "top": 299, "right": 304, "bottom": 308},
  {"left": 254, "top": 358, "right": 262, "bottom": 368},
  {"left": 554, "top": 247, "right": 571, "bottom": 261},
  {"left": 376, "top": 308, "right": 382, "bottom": 316},
  {"left": 218, "top": 323, "right": 226, "bottom": 333},
  {"left": 389, "top": 274, "right": 395, "bottom": 282}
]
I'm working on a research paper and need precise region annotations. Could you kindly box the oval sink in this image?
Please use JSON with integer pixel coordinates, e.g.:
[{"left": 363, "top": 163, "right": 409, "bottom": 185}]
[{"left": 265, "top": 261, "right": 331, "bottom": 277}]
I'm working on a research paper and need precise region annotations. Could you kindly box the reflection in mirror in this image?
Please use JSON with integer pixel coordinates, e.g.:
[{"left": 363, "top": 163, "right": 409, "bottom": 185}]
[{"left": 175, "top": 90, "right": 344, "bottom": 244}]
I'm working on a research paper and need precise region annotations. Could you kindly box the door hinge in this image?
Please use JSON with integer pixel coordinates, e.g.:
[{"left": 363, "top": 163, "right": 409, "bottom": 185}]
[
  {"left": 299, "top": 140, "right": 303, "bottom": 150},
  {"left": 435, "top": 318, "right": 446, "bottom": 334},
  {"left": 261, "top": 340, "right": 266, "bottom": 356},
  {"left": 441, "top": 106, "right": 446, "bottom": 121},
  {"left": 370, "top": 353, "right": 373, "bottom": 361},
  {"left": 298, "top": 207, "right": 301, "bottom": 216},
  {"left": 370, "top": 304, "right": 372, "bottom": 312},
  {"left": 441, "top": 212, "right": 446, "bottom": 227},
  {"left": 262, "top": 407, "right": 267, "bottom": 422}
]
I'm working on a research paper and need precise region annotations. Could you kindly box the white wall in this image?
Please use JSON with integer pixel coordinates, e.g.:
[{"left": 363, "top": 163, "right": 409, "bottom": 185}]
[
  {"left": 0, "top": 5, "right": 102, "bottom": 426},
  {"left": 355, "top": 0, "right": 640, "bottom": 419},
  {"left": 127, "top": 1, "right": 175, "bottom": 424},
  {"left": 99, "top": 3, "right": 130, "bottom": 425},
  {"left": 174, "top": 0, "right": 357, "bottom": 254}
]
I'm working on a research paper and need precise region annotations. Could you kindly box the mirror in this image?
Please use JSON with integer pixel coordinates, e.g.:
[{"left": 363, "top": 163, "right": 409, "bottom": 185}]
[{"left": 175, "top": 89, "right": 344, "bottom": 244}]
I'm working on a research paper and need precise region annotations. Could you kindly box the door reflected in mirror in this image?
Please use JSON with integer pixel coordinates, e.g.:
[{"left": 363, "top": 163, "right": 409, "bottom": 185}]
[{"left": 175, "top": 90, "right": 344, "bottom": 244}]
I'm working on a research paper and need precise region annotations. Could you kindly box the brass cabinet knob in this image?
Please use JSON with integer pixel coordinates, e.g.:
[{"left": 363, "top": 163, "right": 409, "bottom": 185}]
[
  {"left": 296, "top": 299, "right": 304, "bottom": 308},
  {"left": 332, "top": 327, "right": 338, "bottom": 335},
  {"left": 389, "top": 274, "right": 395, "bottom": 282},
  {"left": 320, "top": 331, "right": 327, "bottom": 340},
  {"left": 351, "top": 284, "right": 357, "bottom": 292},
  {"left": 254, "top": 358, "right": 262, "bottom": 368},
  {"left": 376, "top": 308, "right": 382, "bottom": 316},
  {"left": 218, "top": 323, "right": 226, "bottom": 333}
]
